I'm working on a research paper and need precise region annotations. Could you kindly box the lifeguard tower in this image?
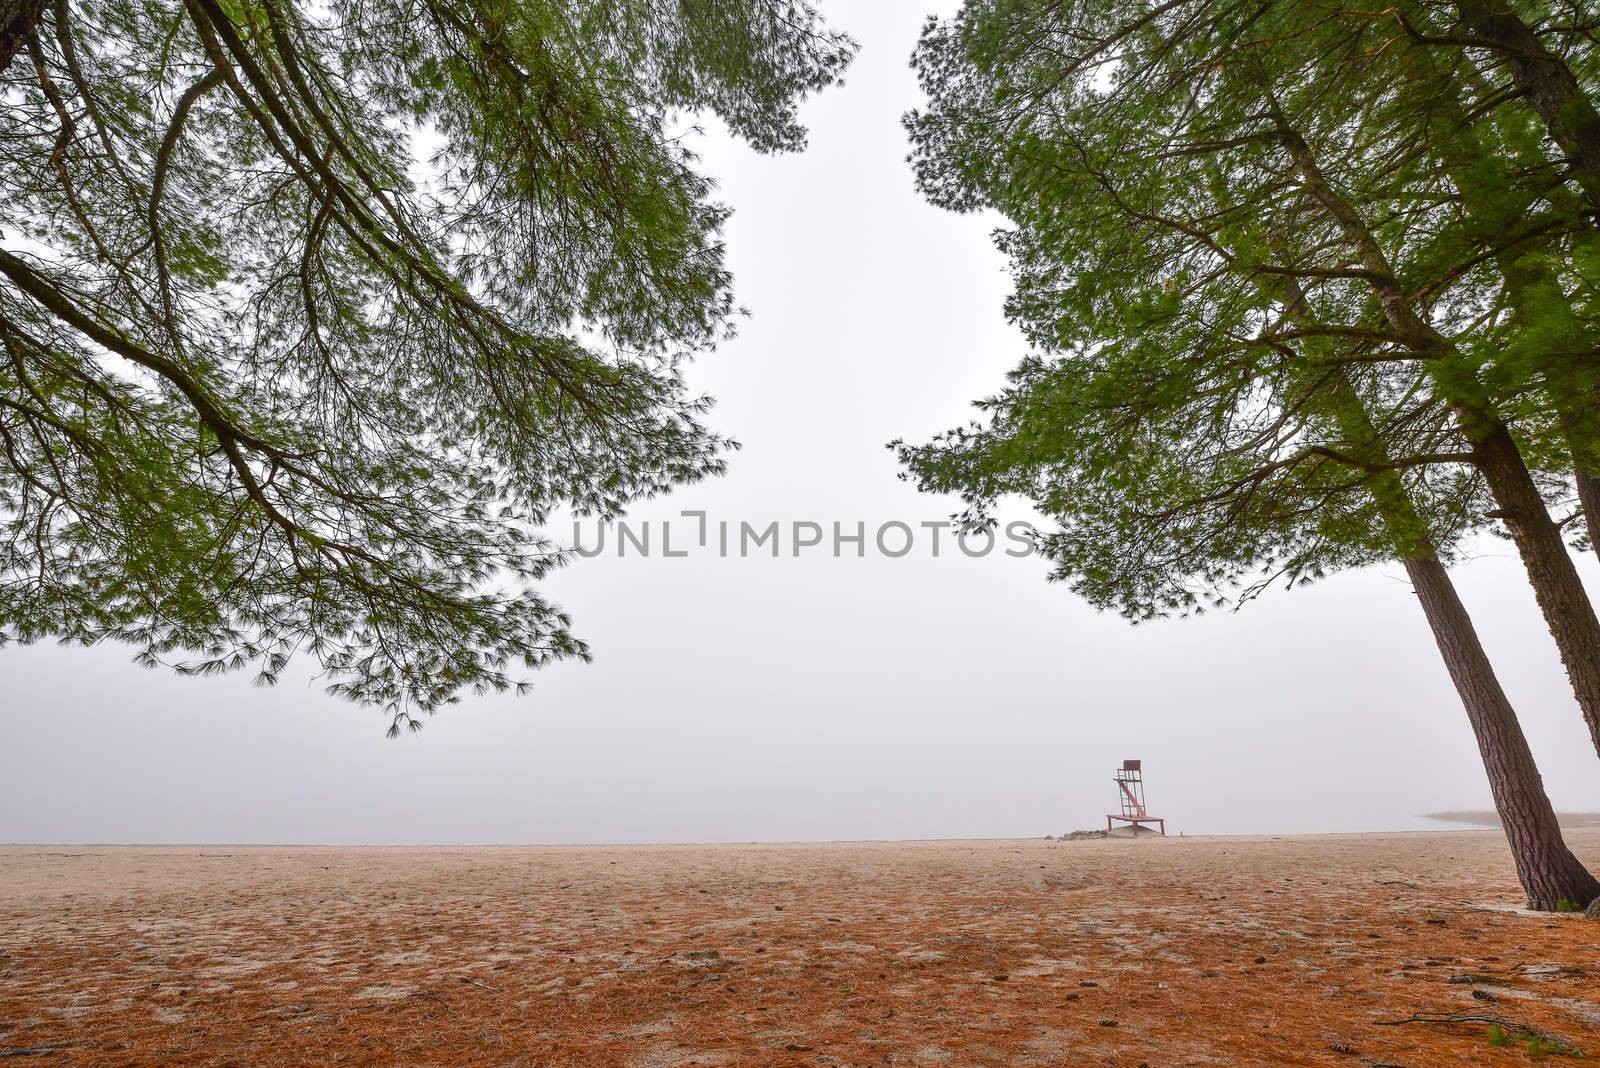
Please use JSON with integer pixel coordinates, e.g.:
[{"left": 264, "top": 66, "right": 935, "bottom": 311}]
[{"left": 1107, "top": 759, "right": 1165, "bottom": 836}]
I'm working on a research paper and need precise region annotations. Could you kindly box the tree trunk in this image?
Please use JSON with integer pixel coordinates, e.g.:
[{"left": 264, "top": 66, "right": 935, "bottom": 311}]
[
  {"left": 1274, "top": 267, "right": 1597, "bottom": 910},
  {"left": 1445, "top": 5, "right": 1600, "bottom": 557},
  {"left": 1471, "top": 420, "right": 1600, "bottom": 757},
  {"left": 1454, "top": 0, "right": 1600, "bottom": 217},
  {"left": 1577, "top": 467, "right": 1600, "bottom": 568},
  {"left": 0, "top": 0, "right": 48, "bottom": 74},
  {"left": 1318, "top": 372, "right": 1598, "bottom": 911},
  {"left": 1562, "top": 391, "right": 1600, "bottom": 565},
  {"left": 1405, "top": 556, "right": 1600, "bottom": 910},
  {"left": 1406, "top": 557, "right": 1600, "bottom": 910},
  {"left": 1556, "top": 385, "right": 1600, "bottom": 567},
  {"left": 1272, "top": 111, "right": 1600, "bottom": 760}
]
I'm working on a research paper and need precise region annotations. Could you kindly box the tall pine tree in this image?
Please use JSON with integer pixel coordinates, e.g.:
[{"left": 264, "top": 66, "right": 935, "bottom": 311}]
[{"left": 898, "top": 0, "right": 1599, "bottom": 908}]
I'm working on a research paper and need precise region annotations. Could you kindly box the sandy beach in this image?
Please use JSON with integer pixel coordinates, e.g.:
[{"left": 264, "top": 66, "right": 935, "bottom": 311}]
[{"left": 2, "top": 830, "right": 1597, "bottom": 1066}]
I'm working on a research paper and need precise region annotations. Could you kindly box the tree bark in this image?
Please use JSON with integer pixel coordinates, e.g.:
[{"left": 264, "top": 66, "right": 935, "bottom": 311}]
[
  {"left": 1272, "top": 267, "right": 1597, "bottom": 911},
  {"left": 1577, "top": 467, "right": 1600, "bottom": 567},
  {"left": 0, "top": 0, "right": 47, "bottom": 74},
  {"left": 1559, "top": 385, "right": 1600, "bottom": 565},
  {"left": 1273, "top": 111, "right": 1600, "bottom": 760},
  {"left": 1404, "top": 556, "right": 1600, "bottom": 910},
  {"left": 1470, "top": 420, "right": 1600, "bottom": 757},
  {"left": 1424, "top": 16, "right": 1600, "bottom": 562},
  {"left": 1356, "top": 429, "right": 1600, "bottom": 910},
  {"left": 1454, "top": 0, "right": 1600, "bottom": 217}
]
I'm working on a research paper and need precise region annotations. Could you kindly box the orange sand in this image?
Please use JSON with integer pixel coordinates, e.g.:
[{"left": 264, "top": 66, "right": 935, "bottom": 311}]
[{"left": 2, "top": 831, "right": 1598, "bottom": 1065}]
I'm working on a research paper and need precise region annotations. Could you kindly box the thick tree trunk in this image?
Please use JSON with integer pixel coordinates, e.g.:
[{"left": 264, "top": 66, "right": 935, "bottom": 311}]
[
  {"left": 1273, "top": 113, "right": 1600, "bottom": 760},
  {"left": 1455, "top": 0, "right": 1600, "bottom": 217},
  {"left": 1472, "top": 421, "right": 1600, "bottom": 756},
  {"left": 1311, "top": 366, "right": 1599, "bottom": 911},
  {"left": 1405, "top": 556, "right": 1600, "bottom": 910},
  {"left": 1435, "top": 110, "right": 1600, "bottom": 566},
  {"left": 1444, "top": 6, "right": 1600, "bottom": 557},
  {"left": 1270, "top": 260, "right": 1598, "bottom": 909},
  {"left": 0, "top": 0, "right": 48, "bottom": 74}
]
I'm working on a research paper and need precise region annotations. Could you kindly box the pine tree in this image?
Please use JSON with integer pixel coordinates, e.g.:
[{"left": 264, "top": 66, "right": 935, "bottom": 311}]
[
  {"left": 0, "top": 0, "right": 853, "bottom": 731},
  {"left": 898, "top": 0, "right": 1599, "bottom": 908},
  {"left": 1376, "top": 0, "right": 1600, "bottom": 558}
]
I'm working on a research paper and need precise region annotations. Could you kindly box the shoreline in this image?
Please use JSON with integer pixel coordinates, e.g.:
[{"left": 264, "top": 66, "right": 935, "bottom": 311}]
[{"left": 0, "top": 823, "right": 1559, "bottom": 850}]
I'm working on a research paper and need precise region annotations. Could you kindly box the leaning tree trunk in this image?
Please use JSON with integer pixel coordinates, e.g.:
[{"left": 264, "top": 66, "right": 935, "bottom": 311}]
[
  {"left": 0, "top": 0, "right": 48, "bottom": 74},
  {"left": 1443, "top": 5, "right": 1600, "bottom": 562},
  {"left": 1274, "top": 113, "right": 1600, "bottom": 761},
  {"left": 1471, "top": 421, "right": 1600, "bottom": 758},
  {"left": 1577, "top": 467, "right": 1600, "bottom": 568},
  {"left": 1406, "top": 557, "right": 1600, "bottom": 910},
  {"left": 1315, "top": 365, "right": 1599, "bottom": 910},
  {"left": 1273, "top": 251, "right": 1598, "bottom": 911},
  {"left": 1562, "top": 404, "right": 1600, "bottom": 568},
  {"left": 1454, "top": 0, "right": 1600, "bottom": 217}
]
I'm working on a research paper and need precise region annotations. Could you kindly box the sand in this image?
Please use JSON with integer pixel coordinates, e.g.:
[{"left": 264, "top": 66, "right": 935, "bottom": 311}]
[{"left": 2, "top": 830, "right": 1597, "bottom": 1066}]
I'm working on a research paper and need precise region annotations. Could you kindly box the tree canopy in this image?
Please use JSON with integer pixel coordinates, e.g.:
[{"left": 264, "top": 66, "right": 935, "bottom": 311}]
[
  {"left": 894, "top": 0, "right": 1600, "bottom": 909},
  {"left": 0, "top": 0, "right": 853, "bottom": 729},
  {"left": 897, "top": 0, "right": 1600, "bottom": 618}
]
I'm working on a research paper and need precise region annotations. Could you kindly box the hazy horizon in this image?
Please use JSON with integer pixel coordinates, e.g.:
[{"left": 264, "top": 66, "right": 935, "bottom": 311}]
[{"left": 6, "top": 0, "right": 1600, "bottom": 846}]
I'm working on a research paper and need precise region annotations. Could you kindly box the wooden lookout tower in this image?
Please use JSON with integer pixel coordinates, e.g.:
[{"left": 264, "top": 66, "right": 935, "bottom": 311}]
[{"left": 1107, "top": 759, "right": 1166, "bottom": 836}]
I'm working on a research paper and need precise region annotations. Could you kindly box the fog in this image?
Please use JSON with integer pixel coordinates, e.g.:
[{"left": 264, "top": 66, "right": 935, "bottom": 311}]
[{"left": 4, "top": 0, "right": 1598, "bottom": 845}]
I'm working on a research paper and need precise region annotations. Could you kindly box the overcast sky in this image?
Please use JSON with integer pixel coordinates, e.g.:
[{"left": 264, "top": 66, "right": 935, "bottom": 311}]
[{"left": 5, "top": 0, "right": 1600, "bottom": 845}]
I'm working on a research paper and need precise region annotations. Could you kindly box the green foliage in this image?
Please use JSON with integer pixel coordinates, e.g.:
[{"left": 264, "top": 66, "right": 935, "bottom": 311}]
[
  {"left": 896, "top": 0, "right": 1600, "bottom": 619},
  {"left": 0, "top": 0, "right": 853, "bottom": 728},
  {"left": 1489, "top": 1023, "right": 1510, "bottom": 1046}
]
